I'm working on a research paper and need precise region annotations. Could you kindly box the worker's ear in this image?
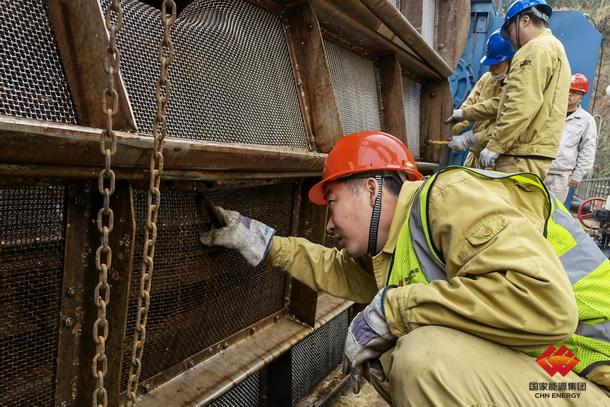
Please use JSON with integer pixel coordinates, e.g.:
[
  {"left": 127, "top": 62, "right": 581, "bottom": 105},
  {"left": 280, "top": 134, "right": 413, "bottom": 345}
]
[{"left": 366, "top": 177, "right": 378, "bottom": 207}]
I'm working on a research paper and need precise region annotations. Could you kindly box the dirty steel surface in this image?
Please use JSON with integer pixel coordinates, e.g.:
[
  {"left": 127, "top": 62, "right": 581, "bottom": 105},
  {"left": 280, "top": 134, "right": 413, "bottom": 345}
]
[
  {"left": 119, "top": 183, "right": 295, "bottom": 391},
  {"left": 0, "top": 185, "right": 66, "bottom": 407}
]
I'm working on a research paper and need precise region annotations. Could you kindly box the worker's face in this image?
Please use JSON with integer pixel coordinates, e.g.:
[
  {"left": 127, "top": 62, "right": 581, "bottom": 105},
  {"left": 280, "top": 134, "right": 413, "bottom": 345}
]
[
  {"left": 568, "top": 90, "right": 584, "bottom": 111},
  {"left": 507, "top": 15, "right": 531, "bottom": 49},
  {"left": 324, "top": 180, "right": 373, "bottom": 257},
  {"left": 488, "top": 60, "right": 509, "bottom": 76}
]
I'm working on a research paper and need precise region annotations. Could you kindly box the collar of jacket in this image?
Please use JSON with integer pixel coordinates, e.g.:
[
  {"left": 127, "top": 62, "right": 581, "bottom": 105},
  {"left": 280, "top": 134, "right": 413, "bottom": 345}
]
[
  {"left": 378, "top": 179, "right": 424, "bottom": 255},
  {"left": 567, "top": 105, "right": 584, "bottom": 120}
]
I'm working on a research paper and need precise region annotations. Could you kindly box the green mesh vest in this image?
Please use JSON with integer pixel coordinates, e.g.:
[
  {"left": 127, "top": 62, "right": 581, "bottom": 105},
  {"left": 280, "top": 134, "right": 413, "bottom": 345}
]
[{"left": 389, "top": 166, "right": 610, "bottom": 376}]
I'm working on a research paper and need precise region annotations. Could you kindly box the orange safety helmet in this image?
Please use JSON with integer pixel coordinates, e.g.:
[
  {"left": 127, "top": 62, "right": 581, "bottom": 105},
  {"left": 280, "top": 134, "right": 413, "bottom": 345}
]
[
  {"left": 308, "top": 131, "right": 423, "bottom": 205},
  {"left": 570, "top": 73, "right": 589, "bottom": 94}
]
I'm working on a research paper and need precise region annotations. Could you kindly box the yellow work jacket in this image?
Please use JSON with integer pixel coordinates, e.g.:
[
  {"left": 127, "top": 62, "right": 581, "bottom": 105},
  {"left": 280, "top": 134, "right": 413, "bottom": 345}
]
[
  {"left": 452, "top": 72, "right": 503, "bottom": 154},
  {"left": 267, "top": 170, "right": 576, "bottom": 348},
  {"left": 464, "top": 29, "right": 571, "bottom": 159},
  {"left": 266, "top": 169, "right": 610, "bottom": 390}
]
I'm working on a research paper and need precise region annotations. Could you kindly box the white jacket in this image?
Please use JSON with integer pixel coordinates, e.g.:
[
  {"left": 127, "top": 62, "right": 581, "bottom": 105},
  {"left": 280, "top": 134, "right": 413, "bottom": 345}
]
[{"left": 548, "top": 105, "right": 597, "bottom": 182}]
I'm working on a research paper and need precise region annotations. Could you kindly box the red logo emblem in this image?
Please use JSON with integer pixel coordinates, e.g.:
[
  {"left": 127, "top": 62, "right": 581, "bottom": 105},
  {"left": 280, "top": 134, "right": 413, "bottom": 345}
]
[{"left": 535, "top": 345, "right": 580, "bottom": 377}]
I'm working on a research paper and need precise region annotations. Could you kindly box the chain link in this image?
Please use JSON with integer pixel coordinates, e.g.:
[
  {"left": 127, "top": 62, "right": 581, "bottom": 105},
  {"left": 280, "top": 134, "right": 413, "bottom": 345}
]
[
  {"left": 93, "top": 1, "right": 123, "bottom": 407},
  {"left": 126, "top": 1, "right": 176, "bottom": 405}
]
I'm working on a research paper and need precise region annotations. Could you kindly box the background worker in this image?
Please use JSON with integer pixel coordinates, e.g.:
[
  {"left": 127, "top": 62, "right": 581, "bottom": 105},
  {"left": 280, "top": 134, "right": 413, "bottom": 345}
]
[
  {"left": 446, "top": 0, "right": 570, "bottom": 179},
  {"left": 448, "top": 29, "right": 514, "bottom": 168},
  {"left": 200, "top": 132, "right": 610, "bottom": 406},
  {"left": 545, "top": 73, "right": 597, "bottom": 202}
]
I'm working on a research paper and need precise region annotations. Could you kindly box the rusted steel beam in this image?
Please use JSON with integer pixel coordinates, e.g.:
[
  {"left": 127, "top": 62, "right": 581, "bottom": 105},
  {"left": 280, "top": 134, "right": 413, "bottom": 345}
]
[
  {"left": 138, "top": 295, "right": 352, "bottom": 406},
  {"left": 401, "top": 0, "right": 423, "bottom": 34},
  {"left": 0, "top": 116, "right": 325, "bottom": 174},
  {"left": 284, "top": 3, "right": 343, "bottom": 153},
  {"left": 287, "top": 179, "right": 328, "bottom": 326},
  {"left": 47, "top": 0, "right": 136, "bottom": 131},
  {"left": 420, "top": 79, "right": 453, "bottom": 163},
  {"left": 358, "top": 0, "right": 453, "bottom": 78},
  {"left": 436, "top": 0, "right": 471, "bottom": 70},
  {"left": 309, "top": 0, "right": 441, "bottom": 81},
  {"left": 379, "top": 54, "right": 407, "bottom": 143},
  {"left": 55, "top": 182, "right": 135, "bottom": 406}
]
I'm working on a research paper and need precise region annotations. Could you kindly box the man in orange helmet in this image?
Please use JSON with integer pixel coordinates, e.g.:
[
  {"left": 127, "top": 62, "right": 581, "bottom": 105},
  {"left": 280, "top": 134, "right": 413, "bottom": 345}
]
[
  {"left": 200, "top": 132, "right": 610, "bottom": 405},
  {"left": 545, "top": 73, "right": 598, "bottom": 202}
]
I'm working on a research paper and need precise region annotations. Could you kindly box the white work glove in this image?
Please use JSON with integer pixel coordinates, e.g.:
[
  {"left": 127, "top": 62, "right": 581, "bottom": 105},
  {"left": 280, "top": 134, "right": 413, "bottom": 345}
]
[
  {"left": 342, "top": 287, "right": 397, "bottom": 394},
  {"left": 448, "top": 131, "right": 477, "bottom": 152},
  {"left": 444, "top": 109, "right": 465, "bottom": 124},
  {"left": 479, "top": 147, "right": 499, "bottom": 168},
  {"left": 199, "top": 207, "right": 275, "bottom": 267}
]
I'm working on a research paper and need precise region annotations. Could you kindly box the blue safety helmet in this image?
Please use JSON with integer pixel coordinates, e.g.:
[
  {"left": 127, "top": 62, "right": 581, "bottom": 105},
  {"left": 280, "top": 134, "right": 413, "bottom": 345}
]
[
  {"left": 480, "top": 29, "right": 515, "bottom": 66},
  {"left": 500, "top": 0, "right": 552, "bottom": 41}
]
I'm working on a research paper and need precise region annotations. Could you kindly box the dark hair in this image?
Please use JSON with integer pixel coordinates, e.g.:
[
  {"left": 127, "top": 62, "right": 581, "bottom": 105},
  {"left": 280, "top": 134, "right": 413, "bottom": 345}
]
[
  {"left": 522, "top": 7, "right": 549, "bottom": 28},
  {"left": 341, "top": 172, "right": 404, "bottom": 197}
]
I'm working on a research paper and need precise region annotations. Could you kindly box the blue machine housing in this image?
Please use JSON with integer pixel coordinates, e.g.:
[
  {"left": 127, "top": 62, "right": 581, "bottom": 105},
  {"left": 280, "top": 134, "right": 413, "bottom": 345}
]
[{"left": 447, "top": 0, "right": 602, "bottom": 167}]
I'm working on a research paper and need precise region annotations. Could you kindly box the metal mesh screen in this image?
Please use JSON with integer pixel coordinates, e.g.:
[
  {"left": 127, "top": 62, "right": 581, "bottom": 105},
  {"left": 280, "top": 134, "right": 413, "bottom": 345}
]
[
  {"left": 421, "top": 0, "right": 437, "bottom": 46},
  {"left": 0, "top": 185, "right": 66, "bottom": 407},
  {"left": 103, "top": 0, "right": 308, "bottom": 147},
  {"left": 291, "top": 309, "right": 349, "bottom": 405},
  {"left": 0, "top": 1, "right": 77, "bottom": 123},
  {"left": 208, "top": 372, "right": 260, "bottom": 407},
  {"left": 324, "top": 40, "right": 381, "bottom": 134},
  {"left": 120, "top": 183, "right": 294, "bottom": 390},
  {"left": 403, "top": 77, "right": 422, "bottom": 159}
]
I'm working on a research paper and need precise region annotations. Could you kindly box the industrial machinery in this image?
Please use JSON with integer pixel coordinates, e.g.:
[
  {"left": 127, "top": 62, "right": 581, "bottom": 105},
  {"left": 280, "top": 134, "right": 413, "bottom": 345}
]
[
  {"left": 0, "top": 0, "right": 469, "bottom": 406},
  {"left": 578, "top": 196, "right": 610, "bottom": 258}
]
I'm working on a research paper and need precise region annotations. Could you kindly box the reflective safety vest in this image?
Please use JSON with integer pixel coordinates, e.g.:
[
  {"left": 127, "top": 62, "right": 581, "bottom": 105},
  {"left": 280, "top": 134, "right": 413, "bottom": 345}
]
[{"left": 389, "top": 166, "right": 610, "bottom": 376}]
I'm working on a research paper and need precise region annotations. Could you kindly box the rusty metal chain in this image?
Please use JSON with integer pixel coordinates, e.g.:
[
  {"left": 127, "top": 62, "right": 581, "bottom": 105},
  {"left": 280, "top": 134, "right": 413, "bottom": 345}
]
[
  {"left": 92, "top": 1, "right": 123, "bottom": 407},
  {"left": 126, "top": 1, "right": 176, "bottom": 405}
]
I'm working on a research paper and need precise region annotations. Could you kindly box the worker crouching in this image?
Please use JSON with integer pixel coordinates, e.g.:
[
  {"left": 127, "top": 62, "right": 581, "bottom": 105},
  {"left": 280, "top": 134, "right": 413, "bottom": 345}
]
[{"left": 201, "top": 132, "right": 610, "bottom": 406}]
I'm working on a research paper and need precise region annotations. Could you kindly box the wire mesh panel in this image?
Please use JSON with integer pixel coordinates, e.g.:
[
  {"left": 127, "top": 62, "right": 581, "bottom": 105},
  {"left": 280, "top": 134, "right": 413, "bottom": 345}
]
[
  {"left": 120, "top": 183, "right": 294, "bottom": 390},
  {"left": 403, "top": 77, "right": 422, "bottom": 159},
  {"left": 0, "top": 185, "right": 66, "bottom": 407},
  {"left": 102, "top": 0, "right": 308, "bottom": 147},
  {"left": 0, "top": 1, "right": 77, "bottom": 123},
  {"left": 421, "top": 0, "right": 437, "bottom": 47},
  {"left": 324, "top": 40, "right": 381, "bottom": 134},
  {"left": 291, "top": 310, "right": 349, "bottom": 405},
  {"left": 208, "top": 372, "right": 260, "bottom": 407}
]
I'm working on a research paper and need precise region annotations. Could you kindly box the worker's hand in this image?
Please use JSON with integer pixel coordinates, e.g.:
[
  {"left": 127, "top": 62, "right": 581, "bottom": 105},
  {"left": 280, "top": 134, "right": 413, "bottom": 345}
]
[
  {"left": 199, "top": 207, "right": 275, "bottom": 267},
  {"left": 479, "top": 147, "right": 499, "bottom": 168},
  {"left": 569, "top": 179, "right": 580, "bottom": 188},
  {"left": 444, "top": 109, "right": 465, "bottom": 124},
  {"left": 448, "top": 131, "right": 477, "bottom": 152},
  {"left": 342, "top": 287, "right": 397, "bottom": 394}
]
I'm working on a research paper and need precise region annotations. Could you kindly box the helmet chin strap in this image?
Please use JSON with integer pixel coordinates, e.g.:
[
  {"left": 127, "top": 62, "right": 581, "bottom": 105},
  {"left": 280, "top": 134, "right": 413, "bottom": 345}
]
[
  {"left": 516, "top": 14, "right": 522, "bottom": 49},
  {"left": 368, "top": 175, "right": 383, "bottom": 256}
]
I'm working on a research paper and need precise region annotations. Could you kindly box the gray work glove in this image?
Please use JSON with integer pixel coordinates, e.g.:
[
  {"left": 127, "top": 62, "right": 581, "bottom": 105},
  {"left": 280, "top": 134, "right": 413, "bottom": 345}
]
[
  {"left": 448, "top": 130, "right": 477, "bottom": 152},
  {"left": 479, "top": 147, "right": 499, "bottom": 168},
  {"left": 199, "top": 207, "right": 275, "bottom": 267},
  {"left": 444, "top": 109, "right": 465, "bottom": 124},
  {"left": 342, "top": 286, "right": 397, "bottom": 394}
]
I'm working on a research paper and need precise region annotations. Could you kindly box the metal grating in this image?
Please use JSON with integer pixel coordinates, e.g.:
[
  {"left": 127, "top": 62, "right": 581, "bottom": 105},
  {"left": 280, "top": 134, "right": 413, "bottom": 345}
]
[
  {"left": 120, "top": 183, "right": 294, "bottom": 390},
  {"left": 208, "top": 372, "right": 260, "bottom": 407},
  {"left": 421, "top": 0, "right": 437, "bottom": 47},
  {"left": 291, "top": 309, "right": 349, "bottom": 405},
  {"left": 102, "top": 0, "right": 308, "bottom": 147},
  {"left": 0, "top": 0, "right": 77, "bottom": 123},
  {"left": 324, "top": 40, "right": 381, "bottom": 135},
  {"left": 0, "top": 185, "right": 66, "bottom": 407},
  {"left": 403, "top": 77, "right": 422, "bottom": 159}
]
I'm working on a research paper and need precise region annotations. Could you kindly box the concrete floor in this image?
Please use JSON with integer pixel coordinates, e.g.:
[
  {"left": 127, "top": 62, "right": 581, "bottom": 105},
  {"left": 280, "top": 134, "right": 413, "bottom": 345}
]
[{"left": 327, "top": 382, "right": 388, "bottom": 407}]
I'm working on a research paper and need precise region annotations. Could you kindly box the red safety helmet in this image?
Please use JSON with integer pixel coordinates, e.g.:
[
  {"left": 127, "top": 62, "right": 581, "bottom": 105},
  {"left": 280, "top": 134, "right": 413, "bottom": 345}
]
[
  {"left": 570, "top": 73, "right": 589, "bottom": 94},
  {"left": 308, "top": 131, "right": 423, "bottom": 205}
]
